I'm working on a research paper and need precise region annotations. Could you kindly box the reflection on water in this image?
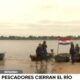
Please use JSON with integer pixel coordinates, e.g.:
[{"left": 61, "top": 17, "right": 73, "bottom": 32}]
[
  {"left": 36, "top": 67, "right": 47, "bottom": 73},
  {"left": 30, "top": 60, "right": 55, "bottom": 74},
  {"left": 0, "top": 59, "right": 55, "bottom": 73},
  {"left": 0, "top": 61, "right": 4, "bottom": 65},
  {"left": 35, "top": 61, "right": 47, "bottom": 73}
]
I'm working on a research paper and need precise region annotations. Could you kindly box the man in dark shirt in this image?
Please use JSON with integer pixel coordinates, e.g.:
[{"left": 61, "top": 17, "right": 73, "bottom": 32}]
[
  {"left": 36, "top": 43, "right": 44, "bottom": 59},
  {"left": 42, "top": 41, "right": 47, "bottom": 61},
  {"left": 70, "top": 42, "right": 76, "bottom": 64}
]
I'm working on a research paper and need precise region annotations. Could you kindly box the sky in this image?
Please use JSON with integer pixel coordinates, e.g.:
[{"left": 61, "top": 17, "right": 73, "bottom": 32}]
[{"left": 0, "top": 0, "right": 80, "bottom": 36}]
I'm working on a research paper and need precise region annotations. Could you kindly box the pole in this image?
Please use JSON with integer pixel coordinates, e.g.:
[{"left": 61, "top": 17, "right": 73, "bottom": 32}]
[{"left": 57, "top": 42, "right": 59, "bottom": 55}]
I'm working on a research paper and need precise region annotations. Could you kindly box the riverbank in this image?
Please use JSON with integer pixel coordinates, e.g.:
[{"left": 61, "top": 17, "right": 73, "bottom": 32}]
[{"left": 0, "top": 59, "right": 80, "bottom": 73}]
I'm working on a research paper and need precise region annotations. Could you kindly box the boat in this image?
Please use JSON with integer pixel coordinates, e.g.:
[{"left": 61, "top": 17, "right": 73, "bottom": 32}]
[
  {"left": 54, "top": 53, "right": 70, "bottom": 62},
  {"left": 54, "top": 53, "right": 80, "bottom": 62},
  {"left": 0, "top": 53, "right": 5, "bottom": 60},
  {"left": 75, "top": 54, "right": 80, "bottom": 62},
  {"left": 30, "top": 53, "right": 54, "bottom": 62}
]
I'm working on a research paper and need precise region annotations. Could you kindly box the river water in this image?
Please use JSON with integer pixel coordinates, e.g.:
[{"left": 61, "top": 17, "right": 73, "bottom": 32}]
[
  {"left": 0, "top": 40, "right": 79, "bottom": 73},
  {"left": 0, "top": 40, "right": 79, "bottom": 60}
]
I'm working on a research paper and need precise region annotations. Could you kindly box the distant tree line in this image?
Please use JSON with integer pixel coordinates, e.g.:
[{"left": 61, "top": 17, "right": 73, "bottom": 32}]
[{"left": 0, "top": 35, "right": 80, "bottom": 40}]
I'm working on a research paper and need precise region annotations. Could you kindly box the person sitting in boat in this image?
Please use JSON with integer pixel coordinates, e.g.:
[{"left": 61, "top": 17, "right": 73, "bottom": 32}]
[
  {"left": 75, "top": 43, "right": 80, "bottom": 54},
  {"left": 47, "top": 49, "right": 54, "bottom": 60},
  {"left": 36, "top": 43, "right": 44, "bottom": 59},
  {"left": 50, "top": 49, "right": 54, "bottom": 57}
]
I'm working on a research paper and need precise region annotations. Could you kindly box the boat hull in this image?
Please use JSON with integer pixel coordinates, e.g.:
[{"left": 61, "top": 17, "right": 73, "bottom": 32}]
[
  {"left": 0, "top": 53, "right": 4, "bottom": 60},
  {"left": 54, "top": 53, "right": 70, "bottom": 62}
]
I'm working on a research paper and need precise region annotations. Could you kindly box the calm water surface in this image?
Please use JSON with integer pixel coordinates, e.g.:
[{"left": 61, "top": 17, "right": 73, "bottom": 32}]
[{"left": 0, "top": 40, "right": 79, "bottom": 60}]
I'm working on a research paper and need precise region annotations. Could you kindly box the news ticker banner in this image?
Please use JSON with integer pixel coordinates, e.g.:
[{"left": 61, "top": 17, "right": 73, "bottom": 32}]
[{"left": 0, "top": 74, "right": 79, "bottom": 80}]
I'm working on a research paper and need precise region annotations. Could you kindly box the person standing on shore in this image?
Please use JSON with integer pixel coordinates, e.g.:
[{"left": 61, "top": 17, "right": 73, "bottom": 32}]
[
  {"left": 36, "top": 43, "right": 44, "bottom": 59},
  {"left": 70, "top": 42, "right": 76, "bottom": 64},
  {"left": 75, "top": 43, "right": 80, "bottom": 54},
  {"left": 42, "top": 40, "right": 48, "bottom": 61}
]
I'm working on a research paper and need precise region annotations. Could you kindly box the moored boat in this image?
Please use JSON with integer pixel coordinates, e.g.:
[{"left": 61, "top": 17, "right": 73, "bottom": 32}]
[
  {"left": 0, "top": 53, "right": 5, "bottom": 60},
  {"left": 54, "top": 53, "right": 70, "bottom": 62}
]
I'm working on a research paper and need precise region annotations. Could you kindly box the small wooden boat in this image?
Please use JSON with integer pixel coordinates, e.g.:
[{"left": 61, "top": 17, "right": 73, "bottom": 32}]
[
  {"left": 30, "top": 55, "right": 48, "bottom": 62},
  {"left": 0, "top": 53, "right": 5, "bottom": 60},
  {"left": 54, "top": 53, "right": 70, "bottom": 62},
  {"left": 75, "top": 54, "right": 80, "bottom": 62},
  {"left": 54, "top": 53, "right": 80, "bottom": 62},
  {"left": 30, "top": 53, "right": 54, "bottom": 62}
]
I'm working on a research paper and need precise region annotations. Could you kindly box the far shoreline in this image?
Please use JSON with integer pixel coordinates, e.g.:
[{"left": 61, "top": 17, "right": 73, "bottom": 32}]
[
  {"left": 0, "top": 35, "right": 80, "bottom": 40},
  {"left": 0, "top": 39, "right": 79, "bottom": 40}
]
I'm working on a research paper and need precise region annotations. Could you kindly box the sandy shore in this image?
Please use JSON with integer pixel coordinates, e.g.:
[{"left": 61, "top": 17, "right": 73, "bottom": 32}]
[
  {"left": 52, "top": 62, "right": 80, "bottom": 73},
  {"left": 0, "top": 59, "right": 80, "bottom": 73}
]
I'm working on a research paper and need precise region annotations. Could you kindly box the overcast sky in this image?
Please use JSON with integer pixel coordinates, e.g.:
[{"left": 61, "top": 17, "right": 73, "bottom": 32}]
[{"left": 0, "top": 0, "right": 80, "bottom": 36}]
